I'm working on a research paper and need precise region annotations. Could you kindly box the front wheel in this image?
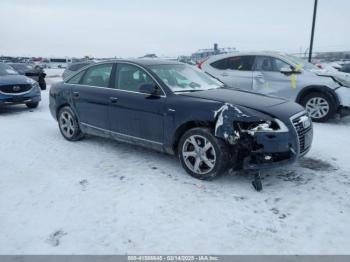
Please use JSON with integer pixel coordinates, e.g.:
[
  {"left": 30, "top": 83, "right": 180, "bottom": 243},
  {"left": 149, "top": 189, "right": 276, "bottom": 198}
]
[
  {"left": 301, "top": 92, "right": 336, "bottom": 122},
  {"left": 178, "top": 127, "right": 230, "bottom": 180},
  {"left": 58, "top": 106, "right": 84, "bottom": 141}
]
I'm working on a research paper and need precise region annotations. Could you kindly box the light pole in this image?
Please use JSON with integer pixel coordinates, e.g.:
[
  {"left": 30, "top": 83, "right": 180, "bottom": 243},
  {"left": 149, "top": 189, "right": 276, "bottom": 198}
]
[{"left": 308, "top": 0, "right": 318, "bottom": 62}]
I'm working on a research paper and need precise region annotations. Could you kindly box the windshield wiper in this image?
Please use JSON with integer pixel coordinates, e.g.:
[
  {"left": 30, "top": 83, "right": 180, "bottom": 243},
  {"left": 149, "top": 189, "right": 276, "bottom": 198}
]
[{"left": 174, "top": 89, "right": 202, "bottom": 93}]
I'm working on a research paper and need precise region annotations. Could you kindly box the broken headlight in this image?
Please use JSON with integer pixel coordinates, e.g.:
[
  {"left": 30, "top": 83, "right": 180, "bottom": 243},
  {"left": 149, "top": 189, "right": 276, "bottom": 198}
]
[{"left": 237, "top": 119, "right": 289, "bottom": 135}]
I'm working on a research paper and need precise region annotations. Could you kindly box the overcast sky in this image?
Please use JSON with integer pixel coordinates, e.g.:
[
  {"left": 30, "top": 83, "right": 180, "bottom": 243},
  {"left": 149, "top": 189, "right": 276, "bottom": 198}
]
[{"left": 1, "top": 0, "right": 349, "bottom": 58}]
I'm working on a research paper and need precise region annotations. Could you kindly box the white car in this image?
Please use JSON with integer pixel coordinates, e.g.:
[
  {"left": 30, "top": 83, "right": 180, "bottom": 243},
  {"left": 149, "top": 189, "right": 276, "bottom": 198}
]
[{"left": 199, "top": 52, "right": 350, "bottom": 122}]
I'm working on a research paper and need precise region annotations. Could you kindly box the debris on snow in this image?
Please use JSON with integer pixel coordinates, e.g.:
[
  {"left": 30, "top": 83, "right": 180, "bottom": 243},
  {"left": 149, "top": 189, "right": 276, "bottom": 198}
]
[
  {"left": 79, "top": 179, "right": 88, "bottom": 191},
  {"left": 298, "top": 157, "right": 337, "bottom": 172},
  {"left": 46, "top": 230, "right": 67, "bottom": 247}
]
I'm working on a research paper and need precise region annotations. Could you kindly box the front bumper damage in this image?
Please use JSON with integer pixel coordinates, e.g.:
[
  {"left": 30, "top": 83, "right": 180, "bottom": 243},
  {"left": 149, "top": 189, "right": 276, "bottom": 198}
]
[
  {"left": 241, "top": 131, "right": 296, "bottom": 170},
  {"left": 213, "top": 103, "right": 312, "bottom": 190}
]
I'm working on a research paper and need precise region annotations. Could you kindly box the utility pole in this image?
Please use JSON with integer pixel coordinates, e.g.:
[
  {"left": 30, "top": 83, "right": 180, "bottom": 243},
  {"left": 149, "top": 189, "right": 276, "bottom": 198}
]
[{"left": 309, "top": 0, "right": 318, "bottom": 62}]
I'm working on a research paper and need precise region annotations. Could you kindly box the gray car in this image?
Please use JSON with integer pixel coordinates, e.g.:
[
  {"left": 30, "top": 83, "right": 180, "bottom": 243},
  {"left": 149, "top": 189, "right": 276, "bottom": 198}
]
[{"left": 200, "top": 52, "right": 350, "bottom": 122}]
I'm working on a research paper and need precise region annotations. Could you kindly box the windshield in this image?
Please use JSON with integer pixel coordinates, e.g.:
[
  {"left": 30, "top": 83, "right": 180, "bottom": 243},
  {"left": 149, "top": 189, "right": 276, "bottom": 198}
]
[
  {"left": 0, "top": 63, "right": 19, "bottom": 76},
  {"left": 149, "top": 64, "right": 223, "bottom": 92},
  {"left": 9, "top": 63, "right": 34, "bottom": 71},
  {"left": 284, "top": 54, "right": 319, "bottom": 70}
]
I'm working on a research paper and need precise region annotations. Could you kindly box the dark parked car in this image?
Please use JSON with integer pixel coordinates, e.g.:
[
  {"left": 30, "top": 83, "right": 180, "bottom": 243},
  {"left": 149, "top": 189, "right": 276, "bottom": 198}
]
[
  {"left": 62, "top": 61, "right": 94, "bottom": 80},
  {"left": 49, "top": 60, "right": 313, "bottom": 190},
  {"left": 0, "top": 63, "right": 41, "bottom": 108},
  {"left": 339, "top": 63, "right": 350, "bottom": 74},
  {"left": 8, "top": 63, "right": 47, "bottom": 90}
]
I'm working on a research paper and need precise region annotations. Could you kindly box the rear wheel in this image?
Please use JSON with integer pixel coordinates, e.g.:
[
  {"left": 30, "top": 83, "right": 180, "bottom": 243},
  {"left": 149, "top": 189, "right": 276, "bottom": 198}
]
[
  {"left": 301, "top": 92, "right": 336, "bottom": 122},
  {"left": 58, "top": 106, "right": 84, "bottom": 141},
  {"left": 39, "top": 79, "right": 46, "bottom": 90},
  {"left": 178, "top": 127, "right": 230, "bottom": 180},
  {"left": 26, "top": 102, "right": 39, "bottom": 109}
]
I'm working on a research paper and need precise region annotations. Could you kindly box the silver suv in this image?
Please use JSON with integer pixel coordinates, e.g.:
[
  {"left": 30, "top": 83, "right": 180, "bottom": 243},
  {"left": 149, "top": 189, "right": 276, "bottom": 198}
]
[{"left": 200, "top": 52, "right": 350, "bottom": 122}]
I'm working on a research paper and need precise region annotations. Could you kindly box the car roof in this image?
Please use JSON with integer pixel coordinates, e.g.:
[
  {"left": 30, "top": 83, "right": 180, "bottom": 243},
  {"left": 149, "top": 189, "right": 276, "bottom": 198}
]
[
  {"left": 97, "top": 58, "right": 183, "bottom": 67},
  {"left": 206, "top": 51, "right": 289, "bottom": 61}
]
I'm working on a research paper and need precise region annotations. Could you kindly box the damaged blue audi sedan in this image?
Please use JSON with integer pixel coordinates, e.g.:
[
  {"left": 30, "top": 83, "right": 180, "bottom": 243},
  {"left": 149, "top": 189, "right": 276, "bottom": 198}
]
[{"left": 50, "top": 59, "right": 313, "bottom": 186}]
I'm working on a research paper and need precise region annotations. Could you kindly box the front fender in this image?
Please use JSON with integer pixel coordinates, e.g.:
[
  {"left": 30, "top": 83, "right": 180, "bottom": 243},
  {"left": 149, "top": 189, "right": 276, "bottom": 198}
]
[{"left": 163, "top": 99, "right": 272, "bottom": 153}]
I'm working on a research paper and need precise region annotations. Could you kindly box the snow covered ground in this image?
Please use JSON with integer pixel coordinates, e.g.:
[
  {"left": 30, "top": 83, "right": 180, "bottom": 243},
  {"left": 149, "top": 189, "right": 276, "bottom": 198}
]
[{"left": 0, "top": 69, "right": 350, "bottom": 254}]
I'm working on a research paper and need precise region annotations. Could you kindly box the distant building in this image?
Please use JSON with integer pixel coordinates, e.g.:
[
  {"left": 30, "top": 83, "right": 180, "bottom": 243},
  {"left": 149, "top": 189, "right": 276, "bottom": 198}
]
[{"left": 191, "top": 43, "right": 237, "bottom": 63}]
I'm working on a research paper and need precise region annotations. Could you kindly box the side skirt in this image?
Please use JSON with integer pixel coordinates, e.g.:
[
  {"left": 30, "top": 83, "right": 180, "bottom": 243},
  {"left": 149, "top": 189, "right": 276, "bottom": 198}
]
[{"left": 80, "top": 122, "right": 165, "bottom": 153}]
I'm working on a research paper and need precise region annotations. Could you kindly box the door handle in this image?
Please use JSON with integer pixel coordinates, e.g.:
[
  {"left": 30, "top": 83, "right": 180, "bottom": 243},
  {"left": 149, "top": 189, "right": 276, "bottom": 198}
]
[
  {"left": 110, "top": 97, "right": 119, "bottom": 103},
  {"left": 221, "top": 72, "right": 228, "bottom": 77},
  {"left": 73, "top": 91, "right": 79, "bottom": 98}
]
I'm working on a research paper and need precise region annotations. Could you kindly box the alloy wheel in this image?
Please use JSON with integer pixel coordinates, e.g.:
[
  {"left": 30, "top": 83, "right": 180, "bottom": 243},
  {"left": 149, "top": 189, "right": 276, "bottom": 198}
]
[
  {"left": 182, "top": 135, "right": 216, "bottom": 175},
  {"left": 59, "top": 111, "right": 76, "bottom": 138},
  {"left": 305, "top": 97, "right": 330, "bottom": 119}
]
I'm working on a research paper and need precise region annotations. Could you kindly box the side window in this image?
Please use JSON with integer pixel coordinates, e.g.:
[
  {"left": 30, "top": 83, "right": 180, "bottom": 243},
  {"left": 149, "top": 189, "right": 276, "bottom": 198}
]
[
  {"left": 226, "top": 56, "right": 255, "bottom": 71},
  {"left": 81, "top": 64, "right": 113, "bottom": 87},
  {"left": 274, "top": 58, "right": 290, "bottom": 71},
  {"left": 212, "top": 56, "right": 255, "bottom": 71},
  {"left": 210, "top": 59, "right": 228, "bottom": 70},
  {"left": 116, "top": 64, "right": 159, "bottom": 94},
  {"left": 255, "top": 56, "right": 290, "bottom": 72},
  {"left": 66, "top": 70, "right": 85, "bottom": 84}
]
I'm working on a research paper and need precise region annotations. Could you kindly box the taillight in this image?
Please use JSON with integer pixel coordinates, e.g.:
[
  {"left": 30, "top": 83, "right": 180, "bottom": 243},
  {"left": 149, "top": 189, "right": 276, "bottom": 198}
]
[{"left": 197, "top": 58, "right": 209, "bottom": 69}]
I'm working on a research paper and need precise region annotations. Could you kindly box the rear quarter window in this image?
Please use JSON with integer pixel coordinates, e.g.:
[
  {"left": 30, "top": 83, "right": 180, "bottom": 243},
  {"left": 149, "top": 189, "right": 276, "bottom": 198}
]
[{"left": 66, "top": 70, "right": 85, "bottom": 84}]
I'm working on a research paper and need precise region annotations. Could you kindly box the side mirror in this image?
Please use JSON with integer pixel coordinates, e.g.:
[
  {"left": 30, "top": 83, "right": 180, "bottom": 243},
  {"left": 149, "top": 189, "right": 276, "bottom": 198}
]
[
  {"left": 139, "top": 83, "right": 160, "bottom": 95},
  {"left": 280, "top": 67, "right": 293, "bottom": 74}
]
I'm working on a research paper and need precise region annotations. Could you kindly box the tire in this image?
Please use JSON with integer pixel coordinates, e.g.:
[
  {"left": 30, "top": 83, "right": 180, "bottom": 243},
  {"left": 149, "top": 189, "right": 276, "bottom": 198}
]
[
  {"left": 57, "top": 106, "right": 85, "bottom": 141},
  {"left": 39, "top": 79, "right": 46, "bottom": 90},
  {"left": 26, "top": 102, "right": 39, "bottom": 109},
  {"left": 178, "top": 127, "right": 230, "bottom": 180},
  {"left": 301, "top": 92, "right": 336, "bottom": 122}
]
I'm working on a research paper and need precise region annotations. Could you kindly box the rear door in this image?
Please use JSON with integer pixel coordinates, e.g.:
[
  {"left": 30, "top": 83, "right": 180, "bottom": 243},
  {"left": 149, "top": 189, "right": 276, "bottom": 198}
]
[
  {"left": 208, "top": 55, "right": 254, "bottom": 90},
  {"left": 69, "top": 63, "right": 114, "bottom": 130},
  {"left": 108, "top": 63, "right": 165, "bottom": 147},
  {"left": 252, "top": 56, "right": 296, "bottom": 98}
]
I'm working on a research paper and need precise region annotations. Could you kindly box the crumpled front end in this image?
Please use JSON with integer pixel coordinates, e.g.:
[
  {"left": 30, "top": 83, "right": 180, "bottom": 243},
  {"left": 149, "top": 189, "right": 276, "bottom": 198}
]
[{"left": 213, "top": 103, "right": 313, "bottom": 170}]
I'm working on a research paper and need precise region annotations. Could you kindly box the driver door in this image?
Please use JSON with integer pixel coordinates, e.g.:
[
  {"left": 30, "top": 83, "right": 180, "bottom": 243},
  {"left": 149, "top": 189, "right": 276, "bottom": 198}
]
[
  {"left": 252, "top": 56, "right": 296, "bottom": 98},
  {"left": 108, "top": 63, "right": 165, "bottom": 147}
]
